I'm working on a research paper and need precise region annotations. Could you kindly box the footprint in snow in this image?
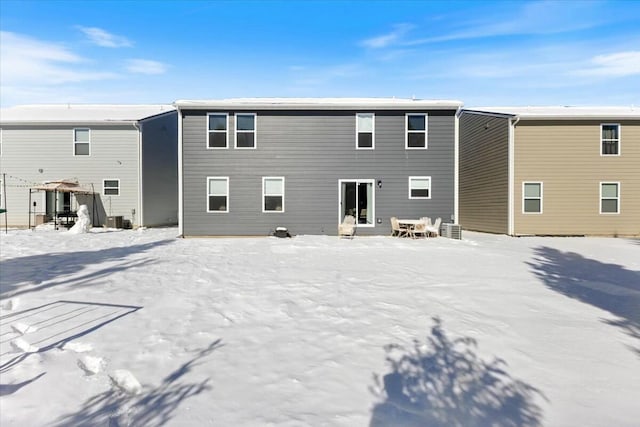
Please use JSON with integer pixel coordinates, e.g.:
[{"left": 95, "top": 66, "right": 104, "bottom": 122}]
[{"left": 77, "top": 356, "right": 105, "bottom": 376}]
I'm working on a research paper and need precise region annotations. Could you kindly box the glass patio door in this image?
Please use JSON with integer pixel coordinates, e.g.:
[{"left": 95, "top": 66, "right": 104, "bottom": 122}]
[{"left": 339, "top": 179, "right": 374, "bottom": 226}]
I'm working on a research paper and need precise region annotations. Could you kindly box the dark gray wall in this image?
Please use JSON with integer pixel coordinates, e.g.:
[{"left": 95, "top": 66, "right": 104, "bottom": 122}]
[
  {"left": 182, "top": 109, "right": 456, "bottom": 236},
  {"left": 141, "top": 111, "right": 179, "bottom": 227},
  {"left": 459, "top": 112, "right": 510, "bottom": 234}
]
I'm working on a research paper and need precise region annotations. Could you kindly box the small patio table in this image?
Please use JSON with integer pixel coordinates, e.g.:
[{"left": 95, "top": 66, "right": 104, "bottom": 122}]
[{"left": 397, "top": 219, "right": 422, "bottom": 238}]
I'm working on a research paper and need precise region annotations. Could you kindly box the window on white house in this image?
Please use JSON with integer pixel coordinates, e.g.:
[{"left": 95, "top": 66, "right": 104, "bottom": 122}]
[
  {"left": 406, "top": 114, "right": 427, "bottom": 149},
  {"left": 263, "top": 177, "right": 284, "bottom": 212},
  {"left": 103, "top": 179, "right": 120, "bottom": 196},
  {"left": 600, "top": 182, "right": 619, "bottom": 214},
  {"left": 74, "top": 128, "right": 90, "bottom": 156},
  {"left": 601, "top": 124, "right": 619, "bottom": 155},
  {"left": 235, "top": 113, "right": 256, "bottom": 148},
  {"left": 208, "top": 113, "right": 228, "bottom": 148},
  {"left": 356, "top": 113, "right": 374, "bottom": 149},
  {"left": 523, "top": 182, "right": 542, "bottom": 213},
  {"left": 409, "top": 176, "right": 431, "bottom": 199},
  {"left": 207, "top": 177, "right": 229, "bottom": 212}
]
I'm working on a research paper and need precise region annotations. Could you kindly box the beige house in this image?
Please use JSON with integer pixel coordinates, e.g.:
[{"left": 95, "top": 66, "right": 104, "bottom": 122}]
[{"left": 459, "top": 107, "right": 639, "bottom": 236}]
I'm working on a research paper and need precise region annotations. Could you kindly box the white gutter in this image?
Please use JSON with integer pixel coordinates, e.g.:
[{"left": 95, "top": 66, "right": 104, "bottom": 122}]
[
  {"left": 176, "top": 106, "right": 183, "bottom": 237},
  {"left": 133, "top": 121, "right": 143, "bottom": 228},
  {"left": 507, "top": 115, "right": 520, "bottom": 235}
]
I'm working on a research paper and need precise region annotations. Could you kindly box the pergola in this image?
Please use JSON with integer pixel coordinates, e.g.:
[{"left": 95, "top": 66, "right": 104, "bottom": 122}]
[{"left": 29, "top": 179, "right": 98, "bottom": 229}]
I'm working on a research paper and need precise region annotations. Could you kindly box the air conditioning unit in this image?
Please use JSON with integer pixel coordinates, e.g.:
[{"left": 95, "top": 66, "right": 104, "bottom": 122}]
[
  {"left": 106, "top": 216, "right": 124, "bottom": 228},
  {"left": 440, "top": 223, "right": 462, "bottom": 239}
]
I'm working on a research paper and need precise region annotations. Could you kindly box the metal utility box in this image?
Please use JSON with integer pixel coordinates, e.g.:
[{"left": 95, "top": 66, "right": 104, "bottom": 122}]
[
  {"left": 440, "top": 223, "right": 462, "bottom": 239},
  {"left": 106, "top": 216, "right": 124, "bottom": 229}
]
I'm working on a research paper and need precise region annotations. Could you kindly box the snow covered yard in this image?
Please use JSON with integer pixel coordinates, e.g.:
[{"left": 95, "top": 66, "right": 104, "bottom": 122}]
[{"left": 0, "top": 227, "right": 638, "bottom": 427}]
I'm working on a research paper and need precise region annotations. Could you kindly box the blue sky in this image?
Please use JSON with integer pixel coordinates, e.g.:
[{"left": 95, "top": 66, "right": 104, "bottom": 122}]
[{"left": 1, "top": 0, "right": 639, "bottom": 107}]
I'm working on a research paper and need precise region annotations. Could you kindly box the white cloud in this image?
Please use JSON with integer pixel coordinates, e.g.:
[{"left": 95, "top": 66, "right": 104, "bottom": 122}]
[
  {"left": 576, "top": 51, "right": 640, "bottom": 77},
  {"left": 0, "top": 31, "right": 117, "bottom": 86},
  {"left": 126, "top": 59, "right": 167, "bottom": 75},
  {"left": 78, "top": 26, "right": 132, "bottom": 48},
  {"left": 361, "top": 24, "right": 414, "bottom": 49}
]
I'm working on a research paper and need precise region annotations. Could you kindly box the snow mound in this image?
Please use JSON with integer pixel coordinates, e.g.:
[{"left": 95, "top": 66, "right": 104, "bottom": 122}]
[
  {"left": 63, "top": 341, "right": 94, "bottom": 353},
  {"left": 109, "top": 370, "right": 142, "bottom": 395},
  {"left": 77, "top": 356, "right": 105, "bottom": 375},
  {"left": 1, "top": 298, "right": 20, "bottom": 311},
  {"left": 10, "top": 338, "right": 39, "bottom": 353}
]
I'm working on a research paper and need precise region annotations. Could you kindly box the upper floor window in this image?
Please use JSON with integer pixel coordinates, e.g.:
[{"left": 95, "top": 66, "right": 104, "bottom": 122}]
[
  {"left": 600, "top": 182, "right": 619, "bottom": 214},
  {"left": 235, "top": 113, "right": 256, "bottom": 149},
  {"left": 263, "top": 177, "right": 284, "bottom": 212},
  {"left": 74, "top": 128, "right": 90, "bottom": 156},
  {"left": 207, "top": 177, "right": 229, "bottom": 213},
  {"left": 601, "top": 124, "right": 619, "bottom": 155},
  {"left": 356, "top": 113, "right": 374, "bottom": 149},
  {"left": 523, "top": 182, "right": 543, "bottom": 213},
  {"left": 103, "top": 179, "right": 120, "bottom": 196},
  {"left": 408, "top": 176, "right": 431, "bottom": 199},
  {"left": 406, "top": 114, "right": 427, "bottom": 149},
  {"left": 208, "top": 113, "right": 228, "bottom": 149}
]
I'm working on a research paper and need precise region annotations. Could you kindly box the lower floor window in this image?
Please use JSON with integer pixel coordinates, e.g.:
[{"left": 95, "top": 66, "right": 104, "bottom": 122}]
[
  {"left": 523, "top": 182, "right": 542, "bottom": 213},
  {"left": 207, "top": 177, "right": 229, "bottom": 212},
  {"left": 409, "top": 176, "right": 431, "bottom": 199},
  {"left": 103, "top": 179, "right": 120, "bottom": 196},
  {"left": 263, "top": 177, "right": 284, "bottom": 212},
  {"left": 600, "top": 182, "right": 619, "bottom": 213}
]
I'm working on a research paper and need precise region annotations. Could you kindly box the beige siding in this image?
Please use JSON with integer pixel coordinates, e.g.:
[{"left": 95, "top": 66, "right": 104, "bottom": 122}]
[
  {"left": 0, "top": 125, "right": 140, "bottom": 227},
  {"left": 459, "top": 113, "right": 510, "bottom": 233},
  {"left": 514, "top": 120, "right": 640, "bottom": 236}
]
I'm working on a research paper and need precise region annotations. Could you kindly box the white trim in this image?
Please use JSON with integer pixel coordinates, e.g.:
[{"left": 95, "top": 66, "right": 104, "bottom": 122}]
[
  {"left": 133, "top": 122, "right": 143, "bottom": 227},
  {"left": 408, "top": 176, "right": 432, "bottom": 199},
  {"left": 262, "top": 176, "right": 285, "bottom": 213},
  {"left": 103, "top": 178, "right": 120, "bottom": 196},
  {"left": 405, "top": 113, "right": 428, "bottom": 150},
  {"left": 73, "top": 127, "right": 91, "bottom": 156},
  {"left": 454, "top": 110, "right": 459, "bottom": 223},
  {"left": 599, "top": 181, "right": 620, "bottom": 214},
  {"left": 337, "top": 179, "right": 376, "bottom": 228},
  {"left": 177, "top": 108, "right": 183, "bottom": 235},
  {"left": 522, "top": 182, "right": 543, "bottom": 214},
  {"left": 507, "top": 117, "right": 518, "bottom": 235},
  {"left": 206, "top": 176, "right": 229, "bottom": 213},
  {"left": 234, "top": 112, "right": 257, "bottom": 149},
  {"left": 600, "top": 123, "right": 620, "bottom": 156},
  {"left": 0, "top": 128, "right": 3, "bottom": 157},
  {"left": 355, "top": 112, "right": 375, "bottom": 150},
  {"left": 207, "top": 113, "right": 229, "bottom": 149}
]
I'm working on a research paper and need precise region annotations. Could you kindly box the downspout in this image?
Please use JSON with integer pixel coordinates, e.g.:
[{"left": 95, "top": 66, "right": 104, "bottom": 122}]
[
  {"left": 454, "top": 106, "right": 462, "bottom": 224},
  {"left": 507, "top": 115, "right": 520, "bottom": 235},
  {"left": 133, "top": 121, "right": 143, "bottom": 228},
  {"left": 176, "top": 106, "right": 183, "bottom": 237}
]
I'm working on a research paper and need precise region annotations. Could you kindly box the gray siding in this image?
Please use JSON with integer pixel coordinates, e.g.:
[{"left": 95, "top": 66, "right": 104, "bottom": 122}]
[
  {"left": 0, "top": 125, "right": 139, "bottom": 227},
  {"left": 459, "top": 113, "right": 510, "bottom": 234},
  {"left": 182, "top": 110, "right": 456, "bottom": 236},
  {"left": 141, "top": 112, "right": 179, "bottom": 227}
]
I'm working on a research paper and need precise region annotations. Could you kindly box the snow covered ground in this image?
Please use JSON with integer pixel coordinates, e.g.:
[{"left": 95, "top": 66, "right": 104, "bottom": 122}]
[{"left": 0, "top": 227, "right": 638, "bottom": 426}]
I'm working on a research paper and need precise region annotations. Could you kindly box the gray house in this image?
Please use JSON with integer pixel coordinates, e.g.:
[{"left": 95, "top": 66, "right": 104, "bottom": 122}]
[
  {"left": 0, "top": 104, "right": 178, "bottom": 228},
  {"left": 175, "top": 98, "right": 462, "bottom": 236}
]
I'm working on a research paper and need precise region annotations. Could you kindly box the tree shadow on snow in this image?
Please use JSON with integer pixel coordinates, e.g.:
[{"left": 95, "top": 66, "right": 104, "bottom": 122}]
[
  {"left": 0, "top": 239, "right": 174, "bottom": 298},
  {"left": 527, "top": 246, "right": 640, "bottom": 357},
  {"left": 53, "top": 339, "right": 223, "bottom": 427},
  {"left": 370, "top": 318, "right": 545, "bottom": 427}
]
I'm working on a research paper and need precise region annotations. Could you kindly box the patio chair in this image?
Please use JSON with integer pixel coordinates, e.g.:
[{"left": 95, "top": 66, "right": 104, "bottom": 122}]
[
  {"left": 390, "top": 217, "right": 408, "bottom": 237},
  {"left": 412, "top": 218, "right": 429, "bottom": 238},
  {"left": 339, "top": 215, "right": 356, "bottom": 239},
  {"left": 426, "top": 217, "right": 442, "bottom": 237}
]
